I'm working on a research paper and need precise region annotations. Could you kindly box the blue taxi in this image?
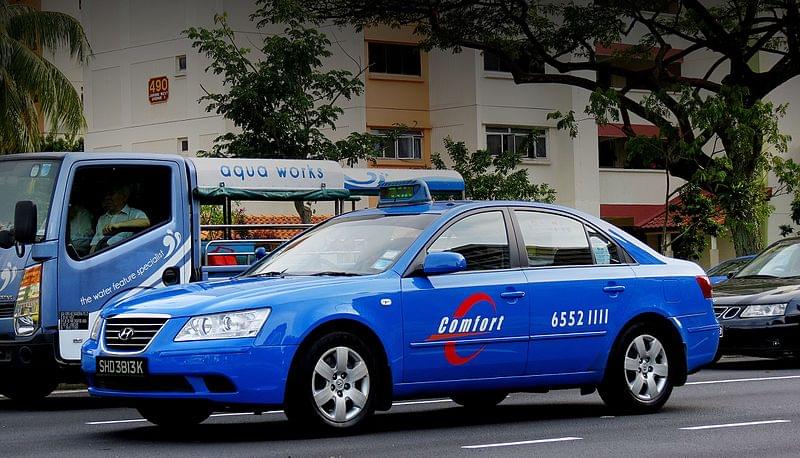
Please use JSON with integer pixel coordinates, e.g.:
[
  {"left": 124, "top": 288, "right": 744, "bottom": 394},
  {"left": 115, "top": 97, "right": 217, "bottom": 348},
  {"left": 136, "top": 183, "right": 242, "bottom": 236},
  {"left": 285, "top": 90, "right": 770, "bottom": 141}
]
[{"left": 81, "top": 181, "right": 719, "bottom": 431}]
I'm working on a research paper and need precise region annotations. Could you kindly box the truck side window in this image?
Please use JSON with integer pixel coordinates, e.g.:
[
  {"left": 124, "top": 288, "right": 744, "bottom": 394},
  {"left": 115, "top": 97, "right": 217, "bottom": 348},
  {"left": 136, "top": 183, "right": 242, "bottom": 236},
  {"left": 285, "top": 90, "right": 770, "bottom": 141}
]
[{"left": 66, "top": 165, "right": 172, "bottom": 260}]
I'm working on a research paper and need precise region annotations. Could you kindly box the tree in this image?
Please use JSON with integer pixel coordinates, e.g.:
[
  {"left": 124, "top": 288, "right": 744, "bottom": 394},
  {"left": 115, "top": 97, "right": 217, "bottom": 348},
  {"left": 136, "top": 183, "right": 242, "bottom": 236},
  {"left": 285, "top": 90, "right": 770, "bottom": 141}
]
[
  {"left": 289, "top": 0, "right": 800, "bottom": 256},
  {"left": 0, "top": 1, "right": 89, "bottom": 153},
  {"left": 186, "top": 2, "right": 381, "bottom": 221},
  {"left": 37, "top": 132, "right": 83, "bottom": 152},
  {"left": 433, "top": 137, "right": 556, "bottom": 202}
]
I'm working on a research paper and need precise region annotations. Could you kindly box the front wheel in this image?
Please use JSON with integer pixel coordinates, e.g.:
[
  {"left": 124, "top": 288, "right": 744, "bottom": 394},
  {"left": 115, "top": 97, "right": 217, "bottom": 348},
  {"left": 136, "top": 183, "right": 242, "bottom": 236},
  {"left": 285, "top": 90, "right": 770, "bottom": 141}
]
[
  {"left": 0, "top": 375, "right": 57, "bottom": 402},
  {"left": 136, "top": 402, "right": 211, "bottom": 428},
  {"left": 285, "top": 332, "right": 378, "bottom": 432},
  {"left": 599, "top": 324, "right": 674, "bottom": 414}
]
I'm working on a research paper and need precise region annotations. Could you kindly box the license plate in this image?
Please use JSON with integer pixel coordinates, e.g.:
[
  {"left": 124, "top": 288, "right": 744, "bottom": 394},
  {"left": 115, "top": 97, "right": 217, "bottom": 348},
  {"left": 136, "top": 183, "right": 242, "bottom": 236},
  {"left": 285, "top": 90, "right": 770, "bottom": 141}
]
[{"left": 96, "top": 357, "right": 147, "bottom": 377}]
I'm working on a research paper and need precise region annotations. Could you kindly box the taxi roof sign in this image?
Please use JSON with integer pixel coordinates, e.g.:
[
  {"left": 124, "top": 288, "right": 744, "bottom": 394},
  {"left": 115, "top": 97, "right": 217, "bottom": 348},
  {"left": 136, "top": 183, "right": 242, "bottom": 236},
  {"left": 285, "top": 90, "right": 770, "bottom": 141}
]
[{"left": 377, "top": 180, "right": 432, "bottom": 208}]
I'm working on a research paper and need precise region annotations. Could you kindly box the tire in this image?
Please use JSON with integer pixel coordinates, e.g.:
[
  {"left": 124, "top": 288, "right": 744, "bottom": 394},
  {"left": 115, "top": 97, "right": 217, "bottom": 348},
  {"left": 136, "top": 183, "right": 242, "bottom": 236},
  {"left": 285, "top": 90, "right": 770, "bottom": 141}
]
[
  {"left": 285, "top": 332, "right": 378, "bottom": 432},
  {"left": 0, "top": 376, "right": 57, "bottom": 402},
  {"left": 598, "top": 323, "right": 675, "bottom": 414},
  {"left": 451, "top": 392, "right": 507, "bottom": 410},
  {"left": 136, "top": 402, "right": 211, "bottom": 428}
]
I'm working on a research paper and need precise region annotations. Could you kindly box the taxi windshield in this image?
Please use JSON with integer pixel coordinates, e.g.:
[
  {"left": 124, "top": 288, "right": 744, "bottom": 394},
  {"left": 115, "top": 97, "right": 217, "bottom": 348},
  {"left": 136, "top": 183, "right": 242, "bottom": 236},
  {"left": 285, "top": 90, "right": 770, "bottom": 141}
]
[
  {"left": 246, "top": 213, "right": 437, "bottom": 277},
  {"left": 735, "top": 241, "right": 800, "bottom": 279},
  {"left": 0, "top": 159, "right": 61, "bottom": 241}
]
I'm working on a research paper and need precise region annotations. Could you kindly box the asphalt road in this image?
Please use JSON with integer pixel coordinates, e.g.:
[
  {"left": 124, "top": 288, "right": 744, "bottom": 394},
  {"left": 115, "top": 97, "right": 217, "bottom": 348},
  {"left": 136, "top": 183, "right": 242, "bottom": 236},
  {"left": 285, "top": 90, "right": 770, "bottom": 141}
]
[{"left": 2, "top": 356, "right": 799, "bottom": 457}]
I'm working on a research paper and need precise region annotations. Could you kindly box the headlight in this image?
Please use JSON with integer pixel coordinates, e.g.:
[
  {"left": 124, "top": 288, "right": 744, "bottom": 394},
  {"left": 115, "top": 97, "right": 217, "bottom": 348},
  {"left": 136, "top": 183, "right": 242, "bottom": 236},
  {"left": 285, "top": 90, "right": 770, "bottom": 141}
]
[
  {"left": 90, "top": 316, "right": 104, "bottom": 341},
  {"left": 14, "top": 265, "right": 42, "bottom": 337},
  {"left": 740, "top": 303, "right": 787, "bottom": 318},
  {"left": 174, "top": 308, "right": 270, "bottom": 342}
]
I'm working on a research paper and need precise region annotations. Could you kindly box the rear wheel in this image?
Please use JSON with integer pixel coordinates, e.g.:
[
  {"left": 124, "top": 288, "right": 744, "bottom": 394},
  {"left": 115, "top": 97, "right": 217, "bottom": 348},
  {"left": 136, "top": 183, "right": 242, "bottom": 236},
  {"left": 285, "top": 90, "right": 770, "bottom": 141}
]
[
  {"left": 285, "top": 332, "right": 377, "bottom": 432},
  {"left": 451, "top": 392, "right": 507, "bottom": 410},
  {"left": 599, "top": 324, "right": 675, "bottom": 414},
  {"left": 136, "top": 402, "right": 211, "bottom": 428}
]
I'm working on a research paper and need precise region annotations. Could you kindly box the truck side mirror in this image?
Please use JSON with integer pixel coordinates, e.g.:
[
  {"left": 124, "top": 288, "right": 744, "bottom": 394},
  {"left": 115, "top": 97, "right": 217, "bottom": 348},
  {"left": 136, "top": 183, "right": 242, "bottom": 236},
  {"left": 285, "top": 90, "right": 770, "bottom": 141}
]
[
  {"left": 13, "top": 201, "right": 37, "bottom": 245},
  {"left": 423, "top": 252, "right": 467, "bottom": 275},
  {"left": 0, "top": 230, "right": 12, "bottom": 249}
]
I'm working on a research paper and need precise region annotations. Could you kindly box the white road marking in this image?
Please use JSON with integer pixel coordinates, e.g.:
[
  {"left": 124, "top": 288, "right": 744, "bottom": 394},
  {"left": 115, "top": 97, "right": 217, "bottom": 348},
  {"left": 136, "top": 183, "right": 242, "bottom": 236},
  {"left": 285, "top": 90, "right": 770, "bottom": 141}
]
[
  {"left": 462, "top": 437, "right": 583, "bottom": 449},
  {"left": 393, "top": 398, "right": 452, "bottom": 407},
  {"left": 680, "top": 420, "right": 791, "bottom": 431},
  {"left": 686, "top": 375, "right": 800, "bottom": 385}
]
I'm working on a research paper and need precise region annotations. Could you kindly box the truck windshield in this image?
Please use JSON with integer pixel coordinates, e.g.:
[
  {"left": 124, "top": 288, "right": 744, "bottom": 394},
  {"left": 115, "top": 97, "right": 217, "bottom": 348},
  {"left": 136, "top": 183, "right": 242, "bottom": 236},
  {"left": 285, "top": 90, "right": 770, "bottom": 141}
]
[
  {"left": 246, "top": 213, "right": 438, "bottom": 277},
  {"left": 0, "top": 160, "right": 61, "bottom": 241}
]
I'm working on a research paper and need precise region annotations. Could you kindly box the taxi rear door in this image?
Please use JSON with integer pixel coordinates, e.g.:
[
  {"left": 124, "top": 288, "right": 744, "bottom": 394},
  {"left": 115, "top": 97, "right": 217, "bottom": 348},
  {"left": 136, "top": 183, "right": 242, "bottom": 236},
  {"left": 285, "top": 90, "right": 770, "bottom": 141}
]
[
  {"left": 510, "top": 209, "right": 636, "bottom": 375},
  {"left": 400, "top": 209, "right": 530, "bottom": 383}
]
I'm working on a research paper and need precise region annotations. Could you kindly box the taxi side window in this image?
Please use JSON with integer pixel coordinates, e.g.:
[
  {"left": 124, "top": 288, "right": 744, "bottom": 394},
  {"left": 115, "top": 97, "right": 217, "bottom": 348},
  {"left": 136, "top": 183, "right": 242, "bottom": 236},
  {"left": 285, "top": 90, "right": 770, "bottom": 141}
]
[
  {"left": 428, "top": 211, "right": 510, "bottom": 271},
  {"left": 587, "top": 229, "right": 623, "bottom": 265},
  {"left": 514, "top": 211, "right": 593, "bottom": 267}
]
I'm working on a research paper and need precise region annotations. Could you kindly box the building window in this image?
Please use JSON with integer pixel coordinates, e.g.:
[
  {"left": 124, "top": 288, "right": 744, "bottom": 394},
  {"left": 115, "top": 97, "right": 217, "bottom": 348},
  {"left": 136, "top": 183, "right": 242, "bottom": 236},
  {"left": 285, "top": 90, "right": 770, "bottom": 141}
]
[
  {"left": 372, "top": 129, "right": 423, "bottom": 159},
  {"left": 483, "top": 51, "right": 544, "bottom": 74},
  {"left": 486, "top": 127, "right": 547, "bottom": 159},
  {"left": 598, "top": 136, "right": 665, "bottom": 169},
  {"left": 368, "top": 42, "right": 421, "bottom": 76},
  {"left": 178, "top": 137, "right": 189, "bottom": 154},
  {"left": 597, "top": 60, "right": 681, "bottom": 90},
  {"left": 175, "top": 55, "right": 187, "bottom": 76}
]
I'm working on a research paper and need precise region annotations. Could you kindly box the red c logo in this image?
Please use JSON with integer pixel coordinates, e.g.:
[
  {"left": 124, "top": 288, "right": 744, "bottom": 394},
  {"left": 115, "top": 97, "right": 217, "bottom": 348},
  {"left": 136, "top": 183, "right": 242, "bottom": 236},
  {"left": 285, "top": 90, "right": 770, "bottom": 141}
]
[{"left": 426, "top": 292, "right": 497, "bottom": 366}]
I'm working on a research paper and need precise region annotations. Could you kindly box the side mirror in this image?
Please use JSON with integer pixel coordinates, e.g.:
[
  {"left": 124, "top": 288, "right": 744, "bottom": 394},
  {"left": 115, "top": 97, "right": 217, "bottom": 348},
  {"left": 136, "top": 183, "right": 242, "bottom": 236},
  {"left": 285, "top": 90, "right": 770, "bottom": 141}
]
[
  {"left": 13, "top": 201, "right": 37, "bottom": 245},
  {"left": 423, "top": 252, "right": 467, "bottom": 275}
]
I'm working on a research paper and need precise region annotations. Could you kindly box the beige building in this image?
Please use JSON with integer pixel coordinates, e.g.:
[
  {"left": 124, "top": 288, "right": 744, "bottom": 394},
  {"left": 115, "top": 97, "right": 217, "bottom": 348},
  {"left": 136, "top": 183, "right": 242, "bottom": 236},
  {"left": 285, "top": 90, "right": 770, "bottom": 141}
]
[{"left": 40, "top": 0, "right": 800, "bottom": 268}]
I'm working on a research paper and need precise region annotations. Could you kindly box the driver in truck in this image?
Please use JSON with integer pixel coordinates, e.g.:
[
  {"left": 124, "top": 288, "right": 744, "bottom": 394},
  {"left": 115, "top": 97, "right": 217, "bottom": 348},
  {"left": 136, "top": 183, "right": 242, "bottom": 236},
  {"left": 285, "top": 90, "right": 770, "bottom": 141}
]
[{"left": 90, "top": 184, "right": 150, "bottom": 254}]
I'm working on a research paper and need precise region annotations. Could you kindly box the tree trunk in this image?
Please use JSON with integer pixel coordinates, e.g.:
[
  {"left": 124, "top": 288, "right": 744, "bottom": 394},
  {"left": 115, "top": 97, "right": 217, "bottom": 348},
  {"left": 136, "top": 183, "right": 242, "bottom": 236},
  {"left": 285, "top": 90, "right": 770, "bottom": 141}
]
[
  {"left": 727, "top": 220, "right": 764, "bottom": 256},
  {"left": 294, "top": 200, "right": 312, "bottom": 224}
]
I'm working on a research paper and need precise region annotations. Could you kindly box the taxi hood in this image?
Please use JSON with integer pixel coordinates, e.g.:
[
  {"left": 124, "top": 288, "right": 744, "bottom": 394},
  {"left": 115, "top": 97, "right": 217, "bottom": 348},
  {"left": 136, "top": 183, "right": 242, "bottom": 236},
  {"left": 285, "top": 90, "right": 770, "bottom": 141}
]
[{"left": 103, "top": 275, "right": 366, "bottom": 318}]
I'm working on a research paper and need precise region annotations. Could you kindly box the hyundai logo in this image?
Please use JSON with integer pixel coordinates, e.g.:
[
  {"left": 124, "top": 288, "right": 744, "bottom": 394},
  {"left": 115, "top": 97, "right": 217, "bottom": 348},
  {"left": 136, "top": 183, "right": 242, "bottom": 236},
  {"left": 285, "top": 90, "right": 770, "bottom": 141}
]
[{"left": 118, "top": 327, "right": 136, "bottom": 341}]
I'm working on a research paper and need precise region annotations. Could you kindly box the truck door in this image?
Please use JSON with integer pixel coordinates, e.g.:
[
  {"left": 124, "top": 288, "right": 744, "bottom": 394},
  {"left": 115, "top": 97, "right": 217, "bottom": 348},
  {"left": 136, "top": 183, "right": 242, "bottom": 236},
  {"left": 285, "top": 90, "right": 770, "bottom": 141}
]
[{"left": 56, "top": 159, "right": 190, "bottom": 361}]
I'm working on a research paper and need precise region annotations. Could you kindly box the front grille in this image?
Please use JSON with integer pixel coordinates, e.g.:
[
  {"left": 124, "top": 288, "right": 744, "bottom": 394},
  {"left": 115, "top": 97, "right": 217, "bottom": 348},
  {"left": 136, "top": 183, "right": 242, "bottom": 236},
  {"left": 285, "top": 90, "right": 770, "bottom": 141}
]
[
  {"left": 104, "top": 316, "right": 168, "bottom": 352},
  {"left": 94, "top": 375, "right": 194, "bottom": 393},
  {"left": 0, "top": 302, "right": 14, "bottom": 319},
  {"left": 714, "top": 306, "right": 726, "bottom": 318}
]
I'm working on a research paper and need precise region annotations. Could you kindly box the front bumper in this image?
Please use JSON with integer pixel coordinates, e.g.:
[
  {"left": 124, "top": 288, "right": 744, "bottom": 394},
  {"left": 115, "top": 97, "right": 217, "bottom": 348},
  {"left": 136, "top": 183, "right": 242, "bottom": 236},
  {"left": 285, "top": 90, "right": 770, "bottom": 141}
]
[
  {"left": 82, "top": 339, "right": 297, "bottom": 407},
  {"left": 0, "top": 331, "right": 58, "bottom": 371},
  {"left": 719, "top": 318, "right": 800, "bottom": 357}
]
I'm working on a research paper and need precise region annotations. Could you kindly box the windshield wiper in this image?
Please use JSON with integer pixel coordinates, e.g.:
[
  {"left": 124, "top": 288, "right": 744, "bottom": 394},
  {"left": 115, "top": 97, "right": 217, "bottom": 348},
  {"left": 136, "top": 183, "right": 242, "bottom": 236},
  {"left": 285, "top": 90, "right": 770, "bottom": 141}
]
[
  {"left": 250, "top": 269, "right": 289, "bottom": 278},
  {"left": 734, "top": 274, "right": 779, "bottom": 279},
  {"left": 308, "top": 271, "right": 363, "bottom": 277}
]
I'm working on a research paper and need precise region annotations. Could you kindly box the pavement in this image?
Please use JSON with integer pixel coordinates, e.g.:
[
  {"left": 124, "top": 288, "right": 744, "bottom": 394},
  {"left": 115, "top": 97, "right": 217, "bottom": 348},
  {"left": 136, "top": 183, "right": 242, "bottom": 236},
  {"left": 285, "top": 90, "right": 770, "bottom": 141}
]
[{"left": 1, "top": 356, "right": 799, "bottom": 457}]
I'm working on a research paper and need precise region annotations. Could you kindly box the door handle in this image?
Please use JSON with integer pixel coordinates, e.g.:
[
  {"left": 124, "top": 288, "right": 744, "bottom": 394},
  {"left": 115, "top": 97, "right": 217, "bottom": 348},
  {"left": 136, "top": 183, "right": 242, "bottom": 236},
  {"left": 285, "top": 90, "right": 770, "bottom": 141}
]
[
  {"left": 603, "top": 285, "right": 626, "bottom": 294},
  {"left": 500, "top": 291, "right": 526, "bottom": 299}
]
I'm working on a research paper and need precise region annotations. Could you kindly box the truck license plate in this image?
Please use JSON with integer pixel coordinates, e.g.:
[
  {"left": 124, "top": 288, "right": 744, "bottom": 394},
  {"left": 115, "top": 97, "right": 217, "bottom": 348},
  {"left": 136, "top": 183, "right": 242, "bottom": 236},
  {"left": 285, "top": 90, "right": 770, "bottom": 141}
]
[{"left": 96, "top": 357, "right": 147, "bottom": 377}]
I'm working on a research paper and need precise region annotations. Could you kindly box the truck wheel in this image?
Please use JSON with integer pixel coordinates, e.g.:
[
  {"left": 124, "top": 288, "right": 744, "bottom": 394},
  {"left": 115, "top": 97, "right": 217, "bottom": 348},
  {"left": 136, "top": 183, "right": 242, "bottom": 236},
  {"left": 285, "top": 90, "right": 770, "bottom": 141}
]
[
  {"left": 285, "top": 332, "right": 378, "bottom": 432},
  {"left": 0, "top": 377, "right": 57, "bottom": 402},
  {"left": 136, "top": 402, "right": 211, "bottom": 428},
  {"left": 598, "top": 323, "right": 674, "bottom": 414},
  {"left": 451, "top": 392, "right": 507, "bottom": 410}
]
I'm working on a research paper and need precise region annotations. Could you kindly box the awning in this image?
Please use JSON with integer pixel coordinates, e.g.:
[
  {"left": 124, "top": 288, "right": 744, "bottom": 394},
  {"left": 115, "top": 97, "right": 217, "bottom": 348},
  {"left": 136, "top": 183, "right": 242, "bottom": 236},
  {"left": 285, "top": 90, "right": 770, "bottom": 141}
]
[
  {"left": 600, "top": 204, "right": 665, "bottom": 228},
  {"left": 598, "top": 123, "right": 661, "bottom": 138},
  {"left": 194, "top": 187, "right": 351, "bottom": 204}
]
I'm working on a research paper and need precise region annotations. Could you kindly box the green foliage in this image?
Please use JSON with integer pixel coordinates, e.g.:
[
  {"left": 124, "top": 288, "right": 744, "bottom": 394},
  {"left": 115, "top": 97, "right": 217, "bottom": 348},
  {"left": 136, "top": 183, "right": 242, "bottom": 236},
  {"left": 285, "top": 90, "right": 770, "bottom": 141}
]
[
  {"left": 293, "top": 0, "right": 800, "bottom": 257},
  {"left": 667, "top": 184, "right": 722, "bottom": 261},
  {"left": 37, "top": 133, "right": 83, "bottom": 152},
  {"left": 779, "top": 224, "right": 794, "bottom": 238},
  {"left": 0, "top": 1, "right": 90, "bottom": 153},
  {"left": 184, "top": 2, "right": 378, "bottom": 166},
  {"left": 432, "top": 137, "right": 556, "bottom": 203}
]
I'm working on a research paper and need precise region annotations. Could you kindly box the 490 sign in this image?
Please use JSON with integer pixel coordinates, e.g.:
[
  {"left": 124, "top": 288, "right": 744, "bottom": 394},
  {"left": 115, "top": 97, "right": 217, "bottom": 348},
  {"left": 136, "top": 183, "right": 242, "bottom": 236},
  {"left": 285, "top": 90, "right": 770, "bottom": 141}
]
[{"left": 148, "top": 76, "right": 169, "bottom": 104}]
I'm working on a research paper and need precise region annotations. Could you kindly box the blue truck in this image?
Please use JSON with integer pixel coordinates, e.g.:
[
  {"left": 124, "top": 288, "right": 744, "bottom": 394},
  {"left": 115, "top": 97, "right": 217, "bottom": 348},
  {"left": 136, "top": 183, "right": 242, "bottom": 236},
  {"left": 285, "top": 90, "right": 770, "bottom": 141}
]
[
  {"left": 0, "top": 153, "right": 464, "bottom": 401},
  {"left": 81, "top": 180, "right": 719, "bottom": 432}
]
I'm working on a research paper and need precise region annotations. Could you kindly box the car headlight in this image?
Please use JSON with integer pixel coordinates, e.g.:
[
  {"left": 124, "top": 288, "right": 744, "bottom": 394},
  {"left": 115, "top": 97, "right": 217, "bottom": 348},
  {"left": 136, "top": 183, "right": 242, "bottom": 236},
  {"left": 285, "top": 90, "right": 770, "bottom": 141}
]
[
  {"left": 174, "top": 308, "right": 271, "bottom": 342},
  {"left": 740, "top": 303, "right": 787, "bottom": 318},
  {"left": 14, "top": 265, "right": 42, "bottom": 337},
  {"left": 89, "top": 316, "right": 104, "bottom": 341}
]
